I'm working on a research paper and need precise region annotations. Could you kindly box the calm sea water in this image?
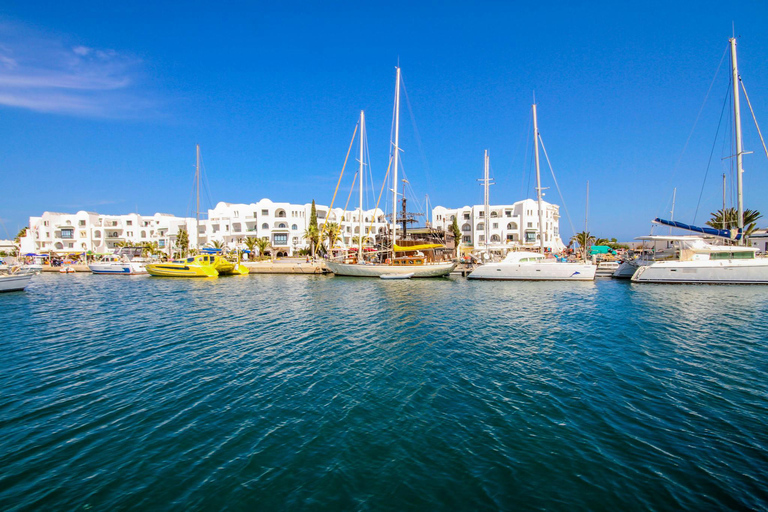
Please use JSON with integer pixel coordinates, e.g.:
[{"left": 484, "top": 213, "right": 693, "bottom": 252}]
[{"left": 1, "top": 273, "right": 766, "bottom": 511}]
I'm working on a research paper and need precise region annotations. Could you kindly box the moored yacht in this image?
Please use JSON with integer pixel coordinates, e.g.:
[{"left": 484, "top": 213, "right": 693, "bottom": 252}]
[
  {"left": 468, "top": 251, "right": 595, "bottom": 281},
  {"left": 631, "top": 236, "right": 768, "bottom": 284}
]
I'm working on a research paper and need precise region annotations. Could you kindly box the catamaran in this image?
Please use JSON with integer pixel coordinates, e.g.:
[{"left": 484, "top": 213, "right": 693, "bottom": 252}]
[
  {"left": 325, "top": 68, "right": 456, "bottom": 278},
  {"left": 468, "top": 102, "right": 596, "bottom": 281},
  {"left": 633, "top": 37, "right": 768, "bottom": 284}
]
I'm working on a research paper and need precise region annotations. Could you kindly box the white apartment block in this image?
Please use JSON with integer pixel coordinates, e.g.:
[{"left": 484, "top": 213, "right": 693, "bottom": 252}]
[
  {"left": 431, "top": 198, "right": 565, "bottom": 253},
  {"left": 20, "top": 199, "right": 392, "bottom": 258},
  {"left": 201, "top": 200, "right": 389, "bottom": 256},
  {"left": 21, "top": 211, "right": 198, "bottom": 256}
]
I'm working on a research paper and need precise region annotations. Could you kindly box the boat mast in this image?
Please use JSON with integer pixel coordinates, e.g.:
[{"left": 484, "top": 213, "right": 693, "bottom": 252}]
[
  {"left": 533, "top": 103, "right": 545, "bottom": 253},
  {"left": 484, "top": 150, "right": 490, "bottom": 254},
  {"left": 195, "top": 143, "right": 200, "bottom": 253},
  {"left": 730, "top": 37, "right": 745, "bottom": 244},
  {"left": 358, "top": 110, "right": 365, "bottom": 263},
  {"left": 391, "top": 67, "right": 401, "bottom": 257}
]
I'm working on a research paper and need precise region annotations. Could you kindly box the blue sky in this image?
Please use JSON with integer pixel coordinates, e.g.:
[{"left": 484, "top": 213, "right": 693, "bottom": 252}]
[{"left": 1, "top": 1, "right": 768, "bottom": 242}]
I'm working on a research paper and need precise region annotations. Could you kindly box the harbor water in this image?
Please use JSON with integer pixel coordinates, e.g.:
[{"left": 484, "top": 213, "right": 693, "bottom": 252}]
[{"left": 1, "top": 273, "right": 767, "bottom": 510}]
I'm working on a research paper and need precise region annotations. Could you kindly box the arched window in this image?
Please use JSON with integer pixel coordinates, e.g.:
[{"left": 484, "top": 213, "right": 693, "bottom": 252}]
[
  {"left": 292, "top": 224, "right": 298, "bottom": 230},
  {"left": 476, "top": 223, "right": 484, "bottom": 231},
  {"left": 262, "top": 223, "right": 269, "bottom": 230},
  {"left": 462, "top": 223, "right": 471, "bottom": 232},
  {"left": 354, "top": 227, "right": 360, "bottom": 234},
  {"left": 94, "top": 230, "right": 101, "bottom": 238},
  {"left": 491, "top": 211, "right": 499, "bottom": 218},
  {"left": 507, "top": 222, "right": 518, "bottom": 230},
  {"left": 491, "top": 234, "right": 501, "bottom": 242},
  {"left": 278, "top": 223, "right": 287, "bottom": 229},
  {"left": 141, "top": 231, "right": 146, "bottom": 238},
  {"left": 450, "top": 215, "right": 455, "bottom": 221},
  {"left": 275, "top": 209, "right": 286, "bottom": 218},
  {"left": 365, "top": 217, "right": 369, "bottom": 223}
]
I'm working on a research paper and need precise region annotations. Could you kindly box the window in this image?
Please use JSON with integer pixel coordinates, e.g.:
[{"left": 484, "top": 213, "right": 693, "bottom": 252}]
[
  {"left": 492, "top": 223, "right": 498, "bottom": 229},
  {"left": 127, "top": 220, "right": 133, "bottom": 226},
  {"left": 476, "top": 223, "right": 484, "bottom": 231},
  {"left": 273, "top": 233, "right": 288, "bottom": 245},
  {"left": 68, "top": 243, "right": 74, "bottom": 248},
  {"left": 292, "top": 224, "right": 298, "bottom": 230},
  {"left": 505, "top": 210, "right": 512, "bottom": 217},
  {"left": 94, "top": 231, "right": 101, "bottom": 238},
  {"left": 159, "top": 240, "right": 166, "bottom": 248},
  {"left": 491, "top": 212, "right": 498, "bottom": 218},
  {"left": 79, "top": 220, "right": 86, "bottom": 226},
  {"left": 262, "top": 209, "right": 269, "bottom": 216},
  {"left": 44, "top": 221, "right": 49, "bottom": 226},
  {"left": 463, "top": 213, "right": 470, "bottom": 220},
  {"left": 462, "top": 224, "right": 471, "bottom": 232},
  {"left": 141, "top": 231, "right": 146, "bottom": 238},
  {"left": 61, "top": 228, "right": 74, "bottom": 239},
  {"left": 262, "top": 223, "right": 269, "bottom": 230},
  {"left": 491, "top": 234, "right": 500, "bottom": 242},
  {"left": 463, "top": 236, "right": 471, "bottom": 243},
  {"left": 276, "top": 209, "right": 286, "bottom": 218},
  {"left": 479, "top": 212, "right": 484, "bottom": 218},
  {"left": 507, "top": 222, "right": 518, "bottom": 230},
  {"left": 525, "top": 232, "right": 536, "bottom": 243},
  {"left": 527, "top": 222, "right": 533, "bottom": 228},
  {"left": 278, "top": 223, "right": 287, "bottom": 229},
  {"left": 292, "top": 237, "right": 299, "bottom": 244}
]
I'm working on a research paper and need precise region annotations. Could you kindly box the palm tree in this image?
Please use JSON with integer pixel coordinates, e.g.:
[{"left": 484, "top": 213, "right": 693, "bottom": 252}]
[
  {"left": 351, "top": 235, "right": 369, "bottom": 247},
  {"left": 244, "top": 236, "right": 258, "bottom": 261},
  {"left": 707, "top": 207, "right": 762, "bottom": 240},
  {"left": 570, "top": 231, "right": 594, "bottom": 260},
  {"left": 255, "top": 237, "right": 270, "bottom": 260},
  {"left": 143, "top": 241, "right": 159, "bottom": 258},
  {"left": 211, "top": 240, "right": 225, "bottom": 251},
  {"left": 303, "top": 226, "right": 319, "bottom": 258},
  {"left": 324, "top": 222, "right": 341, "bottom": 253}
]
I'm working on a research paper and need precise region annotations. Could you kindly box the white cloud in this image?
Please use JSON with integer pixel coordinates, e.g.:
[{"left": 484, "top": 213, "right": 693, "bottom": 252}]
[{"left": 0, "top": 23, "right": 152, "bottom": 117}]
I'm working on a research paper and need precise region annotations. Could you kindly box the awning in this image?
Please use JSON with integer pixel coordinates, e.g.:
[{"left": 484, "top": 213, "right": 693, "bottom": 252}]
[{"left": 394, "top": 243, "right": 445, "bottom": 252}]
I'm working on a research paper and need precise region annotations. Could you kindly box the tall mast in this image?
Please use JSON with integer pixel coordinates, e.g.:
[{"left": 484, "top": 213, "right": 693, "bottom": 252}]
[
  {"left": 484, "top": 150, "right": 490, "bottom": 253},
  {"left": 391, "top": 67, "right": 401, "bottom": 256},
  {"left": 195, "top": 143, "right": 200, "bottom": 252},
  {"left": 670, "top": 187, "right": 676, "bottom": 234},
  {"left": 723, "top": 173, "right": 727, "bottom": 229},
  {"left": 358, "top": 110, "right": 365, "bottom": 262},
  {"left": 730, "top": 37, "right": 745, "bottom": 244},
  {"left": 533, "top": 103, "right": 545, "bottom": 253}
]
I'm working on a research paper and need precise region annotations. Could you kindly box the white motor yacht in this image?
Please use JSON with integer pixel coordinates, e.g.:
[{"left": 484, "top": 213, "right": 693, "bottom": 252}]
[{"left": 468, "top": 251, "right": 596, "bottom": 281}]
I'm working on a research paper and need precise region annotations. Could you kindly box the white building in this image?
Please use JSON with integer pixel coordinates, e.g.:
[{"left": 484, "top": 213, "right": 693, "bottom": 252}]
[
  {"left": 21, "top": 211, "right": 197, "bottom": 256},
  {"left": 20, "top": 199, "right": 392, "bottom": 258},
  {"left": 201, "top": 200, "right": 390, "bottom": 257},
  {"left": 432, "top": 198, "right": 566, "bottom": 253}
]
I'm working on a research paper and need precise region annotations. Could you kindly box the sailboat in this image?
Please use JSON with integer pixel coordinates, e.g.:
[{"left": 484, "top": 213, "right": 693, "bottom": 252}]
[
  {"left": 325, "top": 68, "right": 456, "bottom": 278},
  {"left": 632, "top": 37, "right": 768, "bottom": 284},
  {"left": 146, "top": 145, "right": 248, "bottom": 278},
  {"left": 468, "top": 102, "right": 596, "bottom": 281}
]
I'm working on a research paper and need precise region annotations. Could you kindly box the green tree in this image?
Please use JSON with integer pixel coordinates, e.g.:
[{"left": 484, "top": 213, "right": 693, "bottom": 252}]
[
  {"left": 211, "top": 240, "right": 225, "bottom": 250},
  {"left": 143, "top": 241, "right": 159, "bottom": 258},
  {"left": 255, "top": 237, "right": 270, "bottom": 260},
  {"left": 14, "top": 227, "right": 28, "bottom": 243},
  {"left": 450, "top": 216, "right": 462, "bottom": 257},
  {"left": 324, "top": 222, "right": 341, "bottom": 253},
  {"left": 176, "top": 228, "right": 190, "bottom": 257},
  {"left": 706, "top": 207, "right": 762, "bottom": 241},
  {"left": 570, "top": 231, "right": 594, "bottom": 260},
  {"left": 244, "top": 236, "right": 259, "bottom": 261},
  {"left": 308, "top": 200, "right": 319, "bottom": 257}
]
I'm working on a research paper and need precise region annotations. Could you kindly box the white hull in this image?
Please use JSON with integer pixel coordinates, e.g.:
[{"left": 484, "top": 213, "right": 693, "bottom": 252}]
[
  {"left": 613, "top": 261, "right": 641, "bottom": 279},
  {"left": 326, "top": 260, "right": 456, "bottom": 278},
  {"left": 596, "top": 261, "right": 620, "bottom": 278},
  {"left": 0, "top": 273, "right": 33, "bottom": 292},
  {"left": 632, "top": 259, "right": 768, "bottom": 284},
  {"left": 468, "top": 261, "right": 596, "bottom": 281},
  {"left": 89, "top": 262, "right": 147, "bottom": 275}
]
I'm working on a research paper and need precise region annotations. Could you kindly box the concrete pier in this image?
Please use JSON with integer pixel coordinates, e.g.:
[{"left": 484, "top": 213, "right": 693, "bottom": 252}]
[{"left": 243, "top": 259, "right": 327, "bottom": 274}]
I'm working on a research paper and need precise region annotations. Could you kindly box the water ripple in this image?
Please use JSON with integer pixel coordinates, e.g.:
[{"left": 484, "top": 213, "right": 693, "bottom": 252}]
[{"left": 0, "top": 274, "right": 767, "bottom": 510}]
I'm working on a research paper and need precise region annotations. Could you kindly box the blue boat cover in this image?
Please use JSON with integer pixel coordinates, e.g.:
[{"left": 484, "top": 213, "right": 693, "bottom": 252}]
[{"left": 653, "top": 218, "right": 741, "bottom": 240}]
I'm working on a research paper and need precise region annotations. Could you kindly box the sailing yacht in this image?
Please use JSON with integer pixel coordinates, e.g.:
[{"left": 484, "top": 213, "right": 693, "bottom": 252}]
[
  {"left": 634, "top": 37, "right": 768, "bottom": 284},
  {"left": 325, "top": 68, "right": 456, "bottom": 278},
  {"left": 468, "top": 102, "right": 596, "bottom": 281}
]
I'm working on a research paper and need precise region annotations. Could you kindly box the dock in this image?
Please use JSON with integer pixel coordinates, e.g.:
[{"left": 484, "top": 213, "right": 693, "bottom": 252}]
[{"left": 243, "top": 259, "right": 327, "bottom": 275}]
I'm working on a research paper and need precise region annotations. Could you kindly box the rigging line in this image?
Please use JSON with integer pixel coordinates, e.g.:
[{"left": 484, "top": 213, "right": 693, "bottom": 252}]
[
  {"left": 692, "top": 79, "right": 732, "bottom": 223},
  {"left": 537, "top": 134, "right": 577, "bottom": 237},
  {"left": 400, "top": 75, "right": 433, "bottom": 195},
  {"left": 321, "top": 122, "right": 359, "bottom": 235},
  {"left": 656, "top": 44, "right": 729, "bottom": 219},
  {"left": 201, "top": 156, "right": 214, "bottom": 217},
  {"left": 740, "top": 79, "right": 768, "bottom": 161},
  {"left": 342, "top": 171, "right": 358, "bottom": 219},
  {"left": 368, "top": 155, "right": 394, "bottom": 237}
]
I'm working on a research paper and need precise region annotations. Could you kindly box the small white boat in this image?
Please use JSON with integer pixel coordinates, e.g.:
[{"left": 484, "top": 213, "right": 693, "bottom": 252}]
[
  {"left": 0, "top": 269, "right": 34, "bottom": 292},
  {"left": 380, "top": 273, "right": 414, "bottom": 280},
  {"left": 59, "top": 266, "right": 76, "bottom": 274}
]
